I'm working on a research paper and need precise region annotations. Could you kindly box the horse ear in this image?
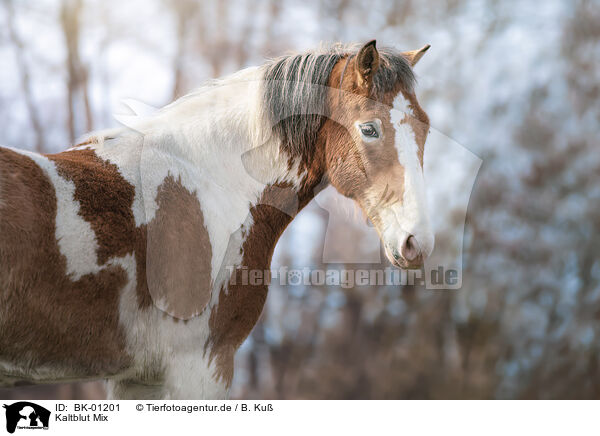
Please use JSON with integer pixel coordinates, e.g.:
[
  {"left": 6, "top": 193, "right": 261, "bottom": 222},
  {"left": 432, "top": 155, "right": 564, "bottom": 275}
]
[
  {"left": 402, "top": 44, "right": 431, "bottom": 67},
  {"left": 356, "top": 40, "right": 380, "bottom": 88}
]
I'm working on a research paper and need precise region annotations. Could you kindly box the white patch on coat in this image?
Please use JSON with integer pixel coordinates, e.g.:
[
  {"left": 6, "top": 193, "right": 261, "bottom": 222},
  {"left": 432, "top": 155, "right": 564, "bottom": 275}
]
[
  {"left": 110, "top": 267, "right": 228, "bottom": 399},
  {"left": 384, "top": 94, "right": 434, "bottom": 257}
]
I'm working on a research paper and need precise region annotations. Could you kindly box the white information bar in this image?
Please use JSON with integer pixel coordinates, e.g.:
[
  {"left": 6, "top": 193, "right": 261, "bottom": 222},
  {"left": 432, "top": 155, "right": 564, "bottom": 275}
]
[{"left": 1, "top": 400, "right": 597, "bottom": 435}]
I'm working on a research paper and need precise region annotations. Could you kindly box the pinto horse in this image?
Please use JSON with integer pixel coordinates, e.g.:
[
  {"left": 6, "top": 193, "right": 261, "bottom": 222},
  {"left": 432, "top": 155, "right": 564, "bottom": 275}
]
[{"left": 0, "top": 40, "right": 433, "bottom": 399}]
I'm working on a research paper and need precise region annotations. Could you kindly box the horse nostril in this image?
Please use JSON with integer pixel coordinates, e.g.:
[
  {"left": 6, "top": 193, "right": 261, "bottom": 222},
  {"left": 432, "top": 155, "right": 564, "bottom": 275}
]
[
  {"left": 401, "top": 235, "right": 420, "bottom": 262},
  {"left": 392, "top": 247, "right": 401, "bottom": 261}
]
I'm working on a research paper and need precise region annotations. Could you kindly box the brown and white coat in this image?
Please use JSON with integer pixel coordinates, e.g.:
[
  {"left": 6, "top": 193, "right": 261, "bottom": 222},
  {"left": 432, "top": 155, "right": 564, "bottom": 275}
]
[{"left": 0, "top": 41, "right": 432, "bottom": 399}]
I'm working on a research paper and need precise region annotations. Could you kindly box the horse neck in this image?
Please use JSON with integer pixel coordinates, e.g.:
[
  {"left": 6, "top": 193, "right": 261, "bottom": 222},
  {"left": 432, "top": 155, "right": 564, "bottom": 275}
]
[
  {"left": 204, "top": 135, "right": 325, "bottom": 373},
  {"left": 183, "top": 73, "right": 330, "bottom": 376},
  {"left": 235, "top": 138, "right": 327, "bottom": 275},
  {"left": 145, "top": 72, "right": 325, "bottom": 274}
]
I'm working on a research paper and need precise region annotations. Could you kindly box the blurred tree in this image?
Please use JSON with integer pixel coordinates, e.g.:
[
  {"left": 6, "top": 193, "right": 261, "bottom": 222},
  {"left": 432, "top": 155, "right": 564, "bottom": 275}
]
[
  {"left": 3, "top": 0, "right": 45, "bottom": 152},
  {"left": 60, "top": 0, "right": 93, "bottom": 141}
]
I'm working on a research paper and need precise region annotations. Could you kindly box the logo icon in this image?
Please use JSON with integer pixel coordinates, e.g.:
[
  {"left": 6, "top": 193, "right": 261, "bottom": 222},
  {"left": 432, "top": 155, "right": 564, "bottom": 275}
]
[{"left": 2, "top": 402, "right": 50, "bottom": 434}]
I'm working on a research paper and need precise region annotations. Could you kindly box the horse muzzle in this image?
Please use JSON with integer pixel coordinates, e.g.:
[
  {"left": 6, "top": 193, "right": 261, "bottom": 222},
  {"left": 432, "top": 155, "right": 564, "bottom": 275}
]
[{"left": 383, "top": 230, "right": 434, "bottom": 270}]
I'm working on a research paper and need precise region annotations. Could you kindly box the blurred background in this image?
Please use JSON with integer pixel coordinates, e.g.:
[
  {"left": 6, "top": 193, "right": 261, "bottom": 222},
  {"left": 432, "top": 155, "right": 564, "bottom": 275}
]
[{"left": 1, "top": 0, "right": 599, "bottom": 399}]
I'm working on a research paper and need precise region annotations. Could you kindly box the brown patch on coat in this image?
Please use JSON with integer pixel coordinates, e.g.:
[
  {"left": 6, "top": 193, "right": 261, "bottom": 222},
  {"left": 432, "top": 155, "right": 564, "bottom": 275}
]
[
  {"left": 145, "top": 175, "right": 212, "bottom": 320},
  {"left": 47, "top": 149, "right": 153, "bottom": 311},
  {"left": 48, "top": 149, "right": 136, "bottom": 264},
  {"left": 0, "top": 147, "right": 131, "bottom": 377},
  {"left": 205, "top": 183, "right": 302, "bottom": 386},
  {"left": 133, "top": 226, "right": 153, "bottom": 310}
]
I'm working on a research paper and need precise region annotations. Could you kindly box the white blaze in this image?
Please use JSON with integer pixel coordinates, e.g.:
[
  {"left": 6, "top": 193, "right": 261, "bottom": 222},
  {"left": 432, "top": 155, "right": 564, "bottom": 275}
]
[{"left": 384, "top": 93, "right": 434, "bottom": 258}]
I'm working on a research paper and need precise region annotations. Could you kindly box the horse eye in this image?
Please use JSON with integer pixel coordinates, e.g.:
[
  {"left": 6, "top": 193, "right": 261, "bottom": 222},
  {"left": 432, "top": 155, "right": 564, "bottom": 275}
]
[{"left": 359, "top": 123, "right": 379, "bottom": 139}]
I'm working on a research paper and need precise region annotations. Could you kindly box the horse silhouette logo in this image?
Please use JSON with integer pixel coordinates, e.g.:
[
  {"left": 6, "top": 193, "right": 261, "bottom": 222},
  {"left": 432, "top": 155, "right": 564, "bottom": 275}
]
[{"left": 2, "top": 402, "right": 50, "bottom": 433}]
